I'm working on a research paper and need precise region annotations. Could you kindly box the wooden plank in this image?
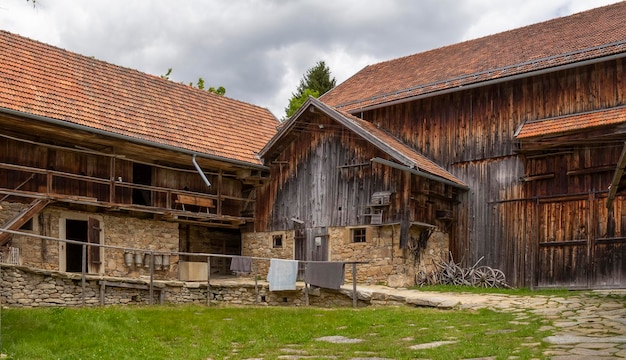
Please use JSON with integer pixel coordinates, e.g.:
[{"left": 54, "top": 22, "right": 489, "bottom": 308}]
[
  {"left": 607, "top": 142, "right": 626, "bottom": 209},
  {"left": 175, "top": 194, "right": 215, "bottom": 208}
]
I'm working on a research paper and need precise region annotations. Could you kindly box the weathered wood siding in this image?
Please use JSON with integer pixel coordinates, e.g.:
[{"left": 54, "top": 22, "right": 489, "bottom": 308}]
[
  {"left": 255, "top": 114, "right": 455, "bottom": 233},
  {"left": 361, "top": 58, "right": 626, "bottom": 288}
]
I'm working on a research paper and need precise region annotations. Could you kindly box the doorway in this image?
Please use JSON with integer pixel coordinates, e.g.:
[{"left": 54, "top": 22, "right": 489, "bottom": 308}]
[
  {"left": 65, "top": 219, "right": 88, "bottom": 272},
  {"left": 60, "top": 216, "right": 103, "bottom": 274},
  {"left": 132, "top": 163, "right": 152, "bottom": 206},
  {"left": 294, "top": 226, "right": 328, "bottom": 279}
]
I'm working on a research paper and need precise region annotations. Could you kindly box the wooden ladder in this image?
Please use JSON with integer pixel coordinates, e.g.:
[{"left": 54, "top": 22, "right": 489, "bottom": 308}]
[{"left": 0, "top": 198, "right": 51, "bottom": 246}]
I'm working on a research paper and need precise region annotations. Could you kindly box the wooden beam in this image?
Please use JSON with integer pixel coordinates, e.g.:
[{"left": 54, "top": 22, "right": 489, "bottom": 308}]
[
  {"left": 607, "top": 142, "right": 626, "bottom": 209},
  {"left": 520, "top": 173, "right": 555, "bottom": 182},
  {"left": 567, "top": 165, "right": 616, "bottom": 176}
]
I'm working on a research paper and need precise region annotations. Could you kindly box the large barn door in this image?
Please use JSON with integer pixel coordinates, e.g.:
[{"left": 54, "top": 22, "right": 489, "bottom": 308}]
[
  {"left": 536, "top": 196, "right": 591, "bottom": 288},
  {"left": 536, "top": 194, "right": 626, "bottom": 289},
  {"left": 593, "top": 196, "right": 626, "bottom": 288}
]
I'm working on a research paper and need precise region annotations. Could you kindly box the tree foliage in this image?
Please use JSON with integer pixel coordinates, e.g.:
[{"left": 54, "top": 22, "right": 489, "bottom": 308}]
[
  {"left": 284, "top": 88, "right": 319, "bottom": 119},
  {"left": 161, "top": 68, "right": 226, "bottom": 96},
  {"left": 284, "top": 60, "right": 336, "bottom": 119}
]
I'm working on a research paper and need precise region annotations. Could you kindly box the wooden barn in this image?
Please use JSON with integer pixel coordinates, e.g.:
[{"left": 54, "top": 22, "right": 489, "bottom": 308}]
[
  {"left": 248, "top": 3, "right": 626, "bottom": 289},
  {"left": 0, "top": 31, "right": 278, "bottom": 279},
  {"left": 244, "top": 98, "right": 467, "bottom": 286}
]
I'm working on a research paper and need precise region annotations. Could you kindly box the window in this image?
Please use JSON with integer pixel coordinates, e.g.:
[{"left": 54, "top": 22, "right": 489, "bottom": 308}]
[
  {"left": 351, "top": 228, "right": 367, "bottom": 243},
  {"left": 272, "top": 234, "right": 283, "bottom": 248},
  {"left": 20, "top": 218, "right": 34, "bottom": 231}
]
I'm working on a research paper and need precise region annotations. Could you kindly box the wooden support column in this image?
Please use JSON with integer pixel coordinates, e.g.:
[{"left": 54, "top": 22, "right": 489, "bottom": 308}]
[
  {"left": 81, "top": 244, "right": 87, "bottom": 307},
  {"left": 217, "top": 170, "right": 223, "bottom": 216},
  {"left": 207, "top": 256, "right": 211, "bottom": 307}
]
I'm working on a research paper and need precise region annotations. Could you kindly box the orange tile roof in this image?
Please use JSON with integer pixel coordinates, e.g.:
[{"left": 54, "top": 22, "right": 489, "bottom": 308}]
[
  {"left": 515, "top": 105, "right": 626, "bottom": 139},
  {"left": 0, "top": 31, "right": 279, "bottom": 166},
  {"left": 322, "top": 2, "right": 626, "bottom": 113}
]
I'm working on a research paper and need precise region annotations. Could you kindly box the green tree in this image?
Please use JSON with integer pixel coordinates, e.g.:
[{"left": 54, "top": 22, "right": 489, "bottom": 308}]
[
  {"left": 284, "top": 60, "right": 336, "bottom": 119},
  {"left": 161, "top": 68, "right": 226, "bottom": 96},
  {"left": 284, "top": 88, "right": 319, "bottom": 119}
]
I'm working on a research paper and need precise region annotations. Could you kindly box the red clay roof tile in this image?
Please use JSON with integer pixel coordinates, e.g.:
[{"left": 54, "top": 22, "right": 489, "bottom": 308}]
[
  {"left": 322, "top": 2, "right": 626, "bottom": 113},
  {"left": 0, "top": 31, "right": 279, "bottom": 166},
  {"left": 515, "top": 105, "right": 626, "bottom": 139}
]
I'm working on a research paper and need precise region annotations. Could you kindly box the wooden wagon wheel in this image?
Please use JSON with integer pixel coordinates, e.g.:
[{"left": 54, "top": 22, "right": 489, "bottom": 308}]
[
  {"left": 472, "top": 266, "right": 496, "bottom": 288},
  {"left": 428, "top": 270, "right": 440, "bottom": 285},
  {"left": 492, "top": 269, "right": 506, "bottom": 288},
  {"left": 416, "top": 270, "right": 429, "bottom": 287}
]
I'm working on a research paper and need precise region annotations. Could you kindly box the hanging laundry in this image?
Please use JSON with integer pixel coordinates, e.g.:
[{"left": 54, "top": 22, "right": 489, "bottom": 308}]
[
  {"left": 304, "top": 262, "right": 345, "bottom": 290},
  {"left": 267, "top": 259, "right": 299, "bottom": 291},
  {"left": 230, "top": 256, "right": 252, "bottom": 274}
]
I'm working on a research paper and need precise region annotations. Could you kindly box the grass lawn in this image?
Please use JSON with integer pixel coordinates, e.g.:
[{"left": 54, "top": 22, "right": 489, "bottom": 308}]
[{"left": 1, "top": 304, "right": 551, "bottom": 360}]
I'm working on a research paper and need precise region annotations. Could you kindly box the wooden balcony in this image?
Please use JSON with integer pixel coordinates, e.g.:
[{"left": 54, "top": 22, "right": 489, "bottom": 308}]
[{"left": 0, "top": 162, "right": 255, "bottom": 228}]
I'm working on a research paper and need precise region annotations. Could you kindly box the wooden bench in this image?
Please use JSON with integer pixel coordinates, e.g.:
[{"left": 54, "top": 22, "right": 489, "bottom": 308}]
[
  {"left": 175, "top": 194, "right": 215, "bottom": 212},
  {"left": 98, "top": 280, "right": 165, "bottom": 305}
]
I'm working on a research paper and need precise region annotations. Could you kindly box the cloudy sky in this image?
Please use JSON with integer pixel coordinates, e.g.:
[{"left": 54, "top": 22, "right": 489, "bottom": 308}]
[{"left": 0, "top": 0, "right": 620, "bottom": 118}]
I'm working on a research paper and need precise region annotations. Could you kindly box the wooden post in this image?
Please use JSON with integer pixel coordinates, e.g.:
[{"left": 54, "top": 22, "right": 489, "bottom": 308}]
[
  {"left": 352, "top": 263, "right": 357, "bottom": 308},
  {"left": 305, "top": 282, "right": 309, "bottom": 306},
  {"left": 81, "top": 244, "right": 86, "bottom": 307},
  {"left": 109, "top": 157, "right": 115, "bottom": 203},
  {"left": 253, "top": 259, "right": 258, "bottom": 304},
  {"left": 149, "top": 251, "right": 154, "bottom": 305},
  {"left": 207, "top": 256, "right": 211, "bottom": 307},
  {"left": 587, "top": 191, "right": 594, "bottom": 289}
]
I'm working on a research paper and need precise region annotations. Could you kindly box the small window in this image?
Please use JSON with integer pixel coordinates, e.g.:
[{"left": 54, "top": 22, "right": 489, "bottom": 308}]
[
  {"left": 20, "top": 218, "right": 34, "bottom": 231},
  {"left": 351, "top": 228, "right": 367, "bottom": 243},
  {"left": 272, "top": 234, "right": 283, "bottom": 248}
]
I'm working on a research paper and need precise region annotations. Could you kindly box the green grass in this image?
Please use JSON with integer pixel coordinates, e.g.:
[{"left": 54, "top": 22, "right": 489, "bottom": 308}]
[{"left": 1, "top": 305, "right": 551, "bottom": 360}]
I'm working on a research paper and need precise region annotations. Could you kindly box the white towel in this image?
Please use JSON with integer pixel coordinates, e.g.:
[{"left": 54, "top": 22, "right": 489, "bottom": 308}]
[{"left": 267, "top": 259, "right": 299, "bottom": 291}]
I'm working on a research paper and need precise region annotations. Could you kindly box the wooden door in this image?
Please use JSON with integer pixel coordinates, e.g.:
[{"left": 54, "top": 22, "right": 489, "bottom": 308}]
[
  {"left": 536, "top": 197, "right": 590, "bottom": 288},
  {"left": 536, "top": 194, "right": 626, "bottom": 289}
]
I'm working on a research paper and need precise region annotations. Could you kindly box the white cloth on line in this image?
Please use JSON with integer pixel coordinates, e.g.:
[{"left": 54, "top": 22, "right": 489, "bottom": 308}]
[{"left": 267, "top": 259, "right": 299, "bottom": 291}]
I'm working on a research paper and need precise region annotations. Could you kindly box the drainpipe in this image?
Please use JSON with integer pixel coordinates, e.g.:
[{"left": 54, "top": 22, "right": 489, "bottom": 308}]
[{"left": 192, "top": 154, "right": 211, "bottom": 187}]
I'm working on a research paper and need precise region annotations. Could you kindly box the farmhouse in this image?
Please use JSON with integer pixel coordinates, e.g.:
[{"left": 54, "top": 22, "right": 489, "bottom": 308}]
[
  {"left": 0, "top": 30, "right": 278, "bottom": 280},
  {"left": 2, "top": 2, "right": 626, "bottom": 294},
  {"left": 246, "top": 2, "right": 626, "bottom": 289}
]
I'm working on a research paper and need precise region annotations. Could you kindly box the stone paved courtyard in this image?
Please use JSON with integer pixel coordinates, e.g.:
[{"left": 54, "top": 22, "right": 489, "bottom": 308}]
[{"left": 351, "top": 285, "right": 626, "bottom": 359}]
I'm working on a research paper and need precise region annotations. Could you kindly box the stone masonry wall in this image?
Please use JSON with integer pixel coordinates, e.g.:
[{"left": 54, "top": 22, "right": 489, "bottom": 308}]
[
  {"left": 0, "top": 264, "right": 362, "bottom": 308},
  {"left": 242, "top": 230, "right": 294, "bottom": 276},
  {"left": 242, "top": 225, "right": 449, "bottom": 287},
  {"left": 1, "top": 203, "right": 180, "bottom": 280}
]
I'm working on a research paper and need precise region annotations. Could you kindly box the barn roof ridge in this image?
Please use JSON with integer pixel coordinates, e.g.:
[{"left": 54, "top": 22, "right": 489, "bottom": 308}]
[{"left": 321, "top": 2, "right": 626, "bottom": 113}]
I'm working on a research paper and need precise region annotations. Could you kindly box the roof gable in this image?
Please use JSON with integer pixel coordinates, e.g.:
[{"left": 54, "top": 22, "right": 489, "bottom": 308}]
[
  {"left": 261, "top": 97, "right": 467, "bottom": 188},
  {"left": 322, "top": 2, "right": 626, "bottom": 113},
  {"left": 0, "top": 31, "right": 279, "bottom": 166}
]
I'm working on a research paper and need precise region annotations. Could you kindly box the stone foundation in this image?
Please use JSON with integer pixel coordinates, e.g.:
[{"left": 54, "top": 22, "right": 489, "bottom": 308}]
[
  {"left": 0, "top": 264, "right": 364, "bottom": 308},
  {"left": 243, "top": 225, "right": 449, "bottom": 287}
]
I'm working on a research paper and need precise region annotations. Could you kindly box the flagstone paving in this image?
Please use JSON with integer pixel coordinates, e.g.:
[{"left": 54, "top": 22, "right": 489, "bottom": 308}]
[{"left": 352, "top": 285, "right": 626, "bottom": 359}]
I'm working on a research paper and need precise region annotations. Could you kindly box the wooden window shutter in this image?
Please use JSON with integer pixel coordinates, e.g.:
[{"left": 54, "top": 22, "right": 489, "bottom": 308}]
[{"left": 88, "top": 217, "right": 101, "bottom": 264}]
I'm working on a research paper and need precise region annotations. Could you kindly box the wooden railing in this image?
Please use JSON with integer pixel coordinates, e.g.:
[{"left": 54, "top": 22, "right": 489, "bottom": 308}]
[{"left": 0, "top": 162, "right": 253, "bottom": 221}]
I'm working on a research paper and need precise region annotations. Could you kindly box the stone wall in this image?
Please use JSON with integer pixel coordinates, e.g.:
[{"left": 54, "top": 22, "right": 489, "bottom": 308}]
[
  {"left": 0, "top": 264, "right": 363, "bottom": 308},
  {"left": 242, "top": 225, "right": 449, "bottom": 287},
  {"left": 1, "top": 203, "right": 180, "bottom": 280},
  {"left": 242, "top": 230, "right": 294, "bottom": 276}
]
